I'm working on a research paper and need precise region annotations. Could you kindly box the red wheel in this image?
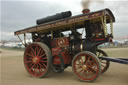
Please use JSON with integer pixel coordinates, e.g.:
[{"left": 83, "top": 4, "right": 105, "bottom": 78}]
[
  {"left": 24, "top": 42, "right": 51, "bottom": 78},
  {"left": 96, "top": 49, "right": 110, "bottom": 74},
  {"left": 72, "top": 51, "right": 101, "bottom": 82}
]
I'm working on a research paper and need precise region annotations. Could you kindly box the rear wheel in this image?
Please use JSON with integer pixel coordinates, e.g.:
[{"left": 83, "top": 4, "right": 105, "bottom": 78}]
[
  {"left": 24, "top": 42, "right": 52, "bottom": 78},
  {"left": 96, "top": 49, "right": 110, "bottom": 74},
  {"left": 72, "top": 51, "right": 101, "bottom": 82}
]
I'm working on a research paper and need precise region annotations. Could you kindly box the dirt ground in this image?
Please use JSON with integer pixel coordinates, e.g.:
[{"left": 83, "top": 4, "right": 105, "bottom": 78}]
[{"left": 1, "top": 48, "right": 128, "bottom": 85}]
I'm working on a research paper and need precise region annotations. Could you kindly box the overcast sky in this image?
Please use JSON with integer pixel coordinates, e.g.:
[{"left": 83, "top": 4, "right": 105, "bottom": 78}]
[{"left": 1, "top": 0, "right": 128, "bottom": 41}]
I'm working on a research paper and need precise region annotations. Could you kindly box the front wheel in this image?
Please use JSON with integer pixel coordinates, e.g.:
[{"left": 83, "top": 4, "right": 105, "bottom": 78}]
[
  {"left": 24, "top": 42, "right": 52, "bottom": 78},
  {"left": 72, "top": 51, "right": 101, "bottom": 82}
]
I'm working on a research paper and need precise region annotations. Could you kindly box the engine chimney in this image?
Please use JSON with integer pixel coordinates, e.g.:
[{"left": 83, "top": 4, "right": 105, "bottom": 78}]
[{"left": 82, "top": 9, "right": 90, "bottom": 14}]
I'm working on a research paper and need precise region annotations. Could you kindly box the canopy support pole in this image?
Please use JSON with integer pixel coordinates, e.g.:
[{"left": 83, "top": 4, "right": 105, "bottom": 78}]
[
  {"left": 101, "top": 16, "right": 107, "bottom": 37},
  {"left": 110, "top": 19, "right": 113, "bottom": 37},
  {"left": 51, "top": 30, "right": 53, "bottom": 39},
  {"left": 24, "top": 33, "right": 27, "bottom": 47},
  {"left": 17, "top": 35, "right": 25, "bottom": 46}
]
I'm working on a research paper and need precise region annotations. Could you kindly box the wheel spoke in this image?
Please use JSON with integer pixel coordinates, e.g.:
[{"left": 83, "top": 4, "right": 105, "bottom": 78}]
[
  {"left": 36, "top": 65, "right": 41, "bottom": 73},
  {"left": 40, "top": 50, "right": 44, "bottom": 56},
  {"left": 101, "top": 61, "right": 107, "bottom": 64},
  {"left": 100, "top": 54, "right": 103, "bottom": 57},
  {"left": 42, "top": 63, "right": 47, "bottom": 68},
  {"left": 75, "top": 63, "right": 82, "bottom": 66},
  {"left": 83, "top": 70, "right": 91, "bottom": 78},
  {"left": 38, "top": 63, "right": 43, "bottom": 68},
  {"left": 88, "top": 67, "right": 96, "bottom": 74},
  {"left": 39, "top": 54, "right": 46, "bottom": 58},
  {"left": 78, "top": 58, "right": 83, "bottom": 65},
  {"left": 93, "top": 63, "right": 97, "bottom": 69},
  {"left": 40, "top": 60, "right": 47, "bottom": 63},
  {"left": 37, "top": 48, "right": 42, "bottom": 56},
  {"left": 97, "top": 52, "right": 101, "bottom": 57},
  {"left": 29, "top": 63, "right": 34, "bottom": 67},
  {"left": 85, "top": 56, "right": 91, "bottom": 65},
  {"left": 34, "top": 46, "right": 38, "bottom": 56},
  {"left": 26, "top": 53, "right": 34, "bottom": 58},
  {"left": 76, "top": 63, "right": 80, "bottom": 65},
  {"left": 38, "top": 69, "right": 42, "bottom": 74},
  {"left": 26, "top": 60, "right": 32, "bottom": 63},
  {"left": 27, "top": 57, "right": 33, "bottom": 60},
  {"left": 87, "top": 68, "right": 93, "bottom": 74},
  {"left": 36, "top": 64, "right": 41, "bottom": 74},
  {"left": 30, "top": 47, "right": 35, "bottom": 56},
  {"left": 80, "top": 58, "right": 84, "bottom": 64},
  {"left": 101, "top": 64, "right": 105, "bottom": 67},
  {"left": 38, "top": 63, "right": 46, "bottom": 70},
  {"left": 78, "top": 69, "right": 84, "bottom": 73},
  {"left": 89, "top": 59, "right": 95, "bottom": 64},
  {"left": 41, "top": 57, "right": 47, "bottom": 60},
  {"left": 76, "top": 66, "right": 82, "bottom": 69},
  {"left": 30, "top": 51, "right": 35, "bottom": 57},
  {"left": 30, "top": 64, "right": 35, "bottom": 70}
]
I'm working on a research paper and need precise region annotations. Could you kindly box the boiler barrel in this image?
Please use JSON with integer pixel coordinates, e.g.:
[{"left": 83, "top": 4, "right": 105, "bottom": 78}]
[{"left": 36, "top": 11, "right": 72, "bottom": 25}]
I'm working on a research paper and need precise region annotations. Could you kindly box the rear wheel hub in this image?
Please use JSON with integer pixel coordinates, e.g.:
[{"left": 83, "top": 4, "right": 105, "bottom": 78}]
[{"left": 32, "top": 57, "right": 40, "bottom": 64}]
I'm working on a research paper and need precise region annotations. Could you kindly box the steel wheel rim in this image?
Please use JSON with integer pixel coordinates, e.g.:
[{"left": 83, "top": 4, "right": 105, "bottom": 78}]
[
  {"left": 24, "top": 43, "right": 48, "bottom": 77},
  {"left": 73, "top": 54, "right": 99, "bottom": 81}
]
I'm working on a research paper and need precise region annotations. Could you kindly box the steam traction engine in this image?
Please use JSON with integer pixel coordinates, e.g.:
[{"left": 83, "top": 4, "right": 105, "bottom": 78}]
[{"left": 14, "top": 8, "right": 115, "bottom": 82}]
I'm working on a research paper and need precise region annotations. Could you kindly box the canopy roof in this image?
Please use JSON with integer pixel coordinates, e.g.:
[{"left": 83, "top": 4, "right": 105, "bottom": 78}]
[{"left": 14, "top": 8, "right": 115, "bottom": 35}]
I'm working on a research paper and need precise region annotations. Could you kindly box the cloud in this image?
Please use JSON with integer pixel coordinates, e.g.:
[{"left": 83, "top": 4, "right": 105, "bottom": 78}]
[
  {"left": 1, "top": 0, "right": 72, "bottom": 40},
  {"left": 1, "top": 1, "right": 67, "bottom": 31},
  {"left": 1, "top": 0, "right": 128, "bottom": 40}
]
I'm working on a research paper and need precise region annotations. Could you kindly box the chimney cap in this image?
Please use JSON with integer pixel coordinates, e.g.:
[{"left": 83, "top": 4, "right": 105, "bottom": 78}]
[{"left": 82, "top": 9, "right": 90, "bottom": 14}]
